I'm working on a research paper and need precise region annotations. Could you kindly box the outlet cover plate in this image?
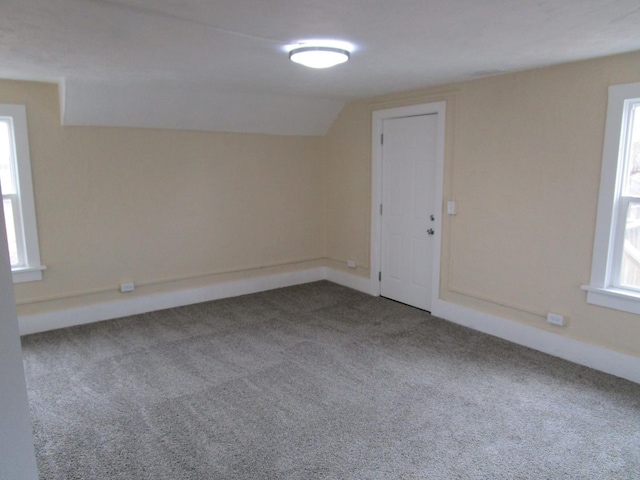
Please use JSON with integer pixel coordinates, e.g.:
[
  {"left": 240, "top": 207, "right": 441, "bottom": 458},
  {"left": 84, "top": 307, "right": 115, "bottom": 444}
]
[{"left": 547, "top": 313, "right": 565, "bottom": 326}]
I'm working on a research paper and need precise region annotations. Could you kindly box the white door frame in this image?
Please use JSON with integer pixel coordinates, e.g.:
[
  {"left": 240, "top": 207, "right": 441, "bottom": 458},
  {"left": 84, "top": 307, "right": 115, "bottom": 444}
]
[{"left": 370, "top": 101, "right": 446, "bottom": 306}]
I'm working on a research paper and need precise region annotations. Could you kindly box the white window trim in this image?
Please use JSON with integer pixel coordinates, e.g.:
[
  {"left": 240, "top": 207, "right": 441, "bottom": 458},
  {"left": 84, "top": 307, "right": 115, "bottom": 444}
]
[
  {"left": 582, "top": 82, "right": 640, "bottom": 314},
  {"left": 0, "top": 104, "right": 45, "bottom": 283}
]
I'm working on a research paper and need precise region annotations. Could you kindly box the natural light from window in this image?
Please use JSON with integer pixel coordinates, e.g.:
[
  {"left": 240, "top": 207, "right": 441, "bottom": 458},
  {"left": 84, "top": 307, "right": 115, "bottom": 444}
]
[
  {"left": 619, "top": 104, "right": 640, "bottom": 289},
  {"left": 0, "top": 120, "right": 20, "bottom": 266},
  {"left": 583, "top": 82, "right": 640, "bottom": 314},
  {"left": 0, "top": 104, "right": 44, "bottom": 283}
]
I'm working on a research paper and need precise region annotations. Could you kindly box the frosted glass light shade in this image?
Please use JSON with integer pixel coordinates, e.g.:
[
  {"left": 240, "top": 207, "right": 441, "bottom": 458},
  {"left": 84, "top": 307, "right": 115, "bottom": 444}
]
[{"left": 289, "top": 47, "right": 350, "bottom": 69}]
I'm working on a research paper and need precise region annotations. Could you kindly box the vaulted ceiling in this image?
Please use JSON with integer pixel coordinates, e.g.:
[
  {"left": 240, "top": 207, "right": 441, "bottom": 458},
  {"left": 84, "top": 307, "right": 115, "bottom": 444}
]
[{"left": 2, "top": 0, "right": 640, "bottom": 135}]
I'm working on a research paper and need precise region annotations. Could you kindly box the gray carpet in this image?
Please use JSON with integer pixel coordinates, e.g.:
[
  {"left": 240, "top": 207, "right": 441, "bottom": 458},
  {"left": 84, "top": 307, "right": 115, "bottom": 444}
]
[{"left": 21, "top": 281, "right": 640, "bottom": 479}]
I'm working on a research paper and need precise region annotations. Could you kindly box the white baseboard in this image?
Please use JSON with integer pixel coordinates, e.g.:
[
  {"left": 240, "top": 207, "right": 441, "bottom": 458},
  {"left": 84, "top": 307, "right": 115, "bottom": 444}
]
[
  {"left": 432, "top": 298, "right": 640, "bottom": 385},
  {"left": 325, "top": 268, "right": 373, "bottom": 294},
  {"left": 18, "top": 267, "right": 640, "bottom": 385},
  {"left": 18, "top": 267, "right": 326, "bottom": 335}
]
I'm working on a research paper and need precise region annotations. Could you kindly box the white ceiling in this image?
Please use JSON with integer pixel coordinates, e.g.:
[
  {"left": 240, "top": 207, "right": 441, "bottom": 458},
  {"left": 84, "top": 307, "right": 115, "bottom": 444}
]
[{"left": 2, "top": 0, "right": 640, "bottom": 135}]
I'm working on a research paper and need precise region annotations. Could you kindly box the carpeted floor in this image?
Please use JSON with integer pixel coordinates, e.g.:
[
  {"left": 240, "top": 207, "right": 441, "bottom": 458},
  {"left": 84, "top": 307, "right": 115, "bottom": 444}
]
[{"left": 21, "top": 281, "right": 640, "bottom": 479}]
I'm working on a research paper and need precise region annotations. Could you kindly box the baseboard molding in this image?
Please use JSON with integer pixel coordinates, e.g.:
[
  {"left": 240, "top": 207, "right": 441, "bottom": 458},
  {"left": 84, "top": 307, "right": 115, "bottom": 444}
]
[
  {"left": 18, "top": 267, "right": 640, "bottom": 385},
  {"left": 432, "top": 298, "right": 640, "bottom": 385},
  {"left": 18, "top": 267, "right": 327, "bottom": 335},
  {"left": 325, "top": 268, "right": 373, "bottom": 295}
]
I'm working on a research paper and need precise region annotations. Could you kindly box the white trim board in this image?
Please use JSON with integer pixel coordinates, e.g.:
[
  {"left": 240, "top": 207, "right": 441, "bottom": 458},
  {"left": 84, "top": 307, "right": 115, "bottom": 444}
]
[
  {"left": 325, "top": 268, "right": 373, "bottom": 295},
  {"left": 18, "top": 268, "right": 640, "bottom": 385},
  {"left": 431, "top": 298, "right": 640, "bottom": 385},
  {"left": 18, "top": 267, "right": 327, "bottom": 336}
]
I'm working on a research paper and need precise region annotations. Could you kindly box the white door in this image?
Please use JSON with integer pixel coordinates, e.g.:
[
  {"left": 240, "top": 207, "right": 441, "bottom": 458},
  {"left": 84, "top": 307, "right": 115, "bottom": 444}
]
[{"left": 381, "top": 114, "right": 438, "bottom": 311}]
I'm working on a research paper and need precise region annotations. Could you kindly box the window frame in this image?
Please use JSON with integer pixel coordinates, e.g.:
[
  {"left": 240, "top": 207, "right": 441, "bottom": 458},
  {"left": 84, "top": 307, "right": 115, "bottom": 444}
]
[
  {"left": 583, "top": 82, "right": 640, "bottom": 313},
  {"left": 0, "top": 104, "right": 45, "bottom": 283}
]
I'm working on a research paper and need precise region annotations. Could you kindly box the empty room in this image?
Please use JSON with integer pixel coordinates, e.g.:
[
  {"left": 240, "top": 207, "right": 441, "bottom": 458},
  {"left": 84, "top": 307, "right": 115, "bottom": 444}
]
[{"left": 1, "top": 1, "right": 640, "bottom": 479}]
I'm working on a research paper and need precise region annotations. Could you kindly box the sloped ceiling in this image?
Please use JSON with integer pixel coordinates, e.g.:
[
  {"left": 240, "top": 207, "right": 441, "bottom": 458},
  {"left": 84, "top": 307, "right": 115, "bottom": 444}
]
[{"left": 2, "top": 0, "right": 640, "bottom": 135}]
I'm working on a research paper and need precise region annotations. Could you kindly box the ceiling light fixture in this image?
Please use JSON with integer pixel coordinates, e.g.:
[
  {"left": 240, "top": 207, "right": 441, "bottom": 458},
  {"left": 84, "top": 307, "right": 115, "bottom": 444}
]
[{"left": 289, "top": 46, "right": 350, "bottom": 69}]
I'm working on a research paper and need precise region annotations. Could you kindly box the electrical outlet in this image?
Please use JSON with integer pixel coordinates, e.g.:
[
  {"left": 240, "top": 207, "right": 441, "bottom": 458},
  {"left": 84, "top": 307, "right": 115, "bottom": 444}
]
[
  {"left": 547, "top": 313, "right": 565, "bottom": 327},
  {"left": 347, "top": 260, "right": 356, "bottom": 268},
  {"left": 120, "top": 282, "right": 134, "bottom": 293}
]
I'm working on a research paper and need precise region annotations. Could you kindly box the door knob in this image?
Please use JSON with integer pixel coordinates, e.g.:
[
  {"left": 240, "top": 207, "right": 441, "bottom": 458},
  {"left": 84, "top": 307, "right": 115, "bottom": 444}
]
[{"left": 427, "top": 228, "right": 434, "bottom": 235}]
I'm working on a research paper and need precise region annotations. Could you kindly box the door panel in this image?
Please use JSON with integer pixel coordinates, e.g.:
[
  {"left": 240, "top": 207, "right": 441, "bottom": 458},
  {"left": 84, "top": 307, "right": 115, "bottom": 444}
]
[{"left": 381, "top": 114, "right": 438, "bottom": 311}]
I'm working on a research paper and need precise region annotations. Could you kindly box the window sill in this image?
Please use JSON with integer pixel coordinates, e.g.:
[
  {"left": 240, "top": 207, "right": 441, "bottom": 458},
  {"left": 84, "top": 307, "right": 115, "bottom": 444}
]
[
  {"left": 581, "top": 284, "right": 640, "bottom": 315},
  {"left": 12, "top": 265, "right": 46, "bottom": 284}
]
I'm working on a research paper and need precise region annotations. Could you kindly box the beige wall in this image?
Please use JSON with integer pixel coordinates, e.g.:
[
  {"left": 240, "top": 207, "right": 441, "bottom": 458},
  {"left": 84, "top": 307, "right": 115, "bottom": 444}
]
[
  {"left": 325, "top": 101, "right": 372, "bottom": 275},
  {"left": 0, "top": 80, "right": 325, "bottom": 315},
  {"left": 325, "top": 50, "right": 640, "bottom": 359}
]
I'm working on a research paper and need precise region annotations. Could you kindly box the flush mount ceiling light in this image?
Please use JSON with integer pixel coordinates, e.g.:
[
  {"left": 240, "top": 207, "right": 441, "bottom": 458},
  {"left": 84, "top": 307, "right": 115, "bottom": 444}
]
[{"left": 288, "top": 42, "right": 352, "bottom": 69}]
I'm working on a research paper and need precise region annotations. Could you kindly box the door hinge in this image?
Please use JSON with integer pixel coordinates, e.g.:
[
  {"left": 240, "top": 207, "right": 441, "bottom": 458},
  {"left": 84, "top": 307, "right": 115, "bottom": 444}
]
[
  {"left": 380, "top": 204, "right": 383, "bottom": 215},
  {"left": 380, "top": 134, "right": 383, "bottom": 145},
  {"left": 379, "top": 271, "right": 382, "bottom": 281}
]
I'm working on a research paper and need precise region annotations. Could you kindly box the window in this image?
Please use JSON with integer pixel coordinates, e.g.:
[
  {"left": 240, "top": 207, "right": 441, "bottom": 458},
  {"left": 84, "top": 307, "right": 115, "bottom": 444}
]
[
  {"left": 0, "top": 104, "right": 44, "bottom": 283},
  {"left": 583, "top": 82, "right": 640, "bottom": 313}
]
